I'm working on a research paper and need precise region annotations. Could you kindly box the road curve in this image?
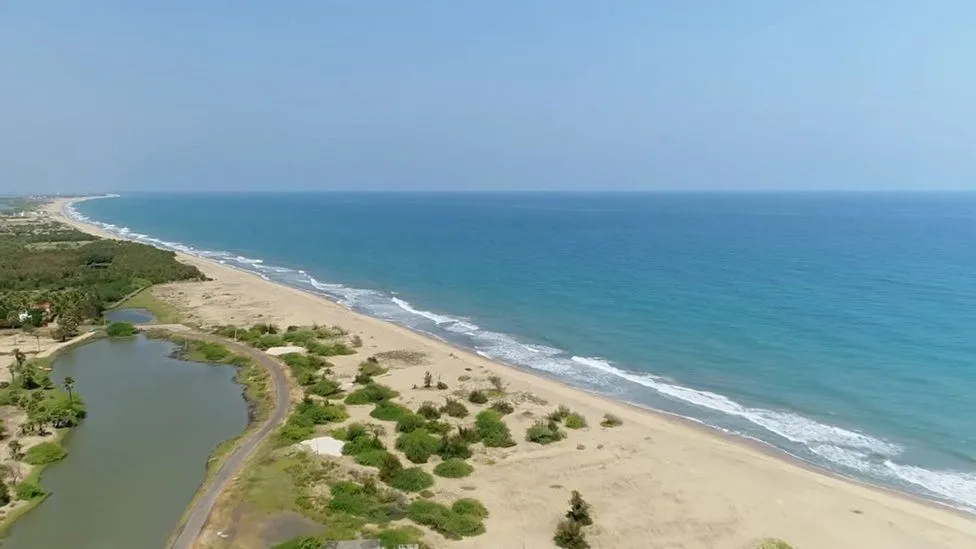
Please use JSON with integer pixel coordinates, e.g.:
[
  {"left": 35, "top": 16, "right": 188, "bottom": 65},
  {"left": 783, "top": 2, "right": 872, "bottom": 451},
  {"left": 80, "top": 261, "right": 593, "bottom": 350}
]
[{"left": 168, "top": 334, "right": 291, "bottom": 549}]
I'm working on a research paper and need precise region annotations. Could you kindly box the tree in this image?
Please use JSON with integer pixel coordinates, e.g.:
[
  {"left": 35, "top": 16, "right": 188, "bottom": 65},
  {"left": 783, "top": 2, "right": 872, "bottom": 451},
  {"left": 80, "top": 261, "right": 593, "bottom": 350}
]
[
  {"left": 554, "top": 519, "right": 589, "bottom": 549},
  {"left": 12, "top": 349, "right": 26, "bottom": 369},
  {"left": 423, "top": 371, "right": 433, "bottom": 389},
  {"left": 8, "top": 440, "right": 23, "bottom": 461},
  {"left": 63, "top": 376, "right": 76, "bottom": 403},
  {"left": 57, "top": 310, "right": 80, "bottom": 340},
  {"left": 566, "top": 490, "right": 593, "bottom": 526}
]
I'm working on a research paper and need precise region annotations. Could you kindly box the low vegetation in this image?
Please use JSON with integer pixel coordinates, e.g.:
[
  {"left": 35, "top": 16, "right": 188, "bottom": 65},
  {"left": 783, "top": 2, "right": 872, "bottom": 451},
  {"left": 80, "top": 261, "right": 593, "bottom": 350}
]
[
  {"left": 416, "top": 401, "right": 441, "bottom": 420},
  {"left": 475, "top": 409, "right": 516, "bottom": 448},
  {"left": 468, "top": 389, "right": 488, "bottom": 404},
  {"left": 395, "top": 429, "right": 440, "bottom": 464},
  {"left": 406, "top": 498, "right": 487, "bottom": 539},
  {"left": 490, "top": 400, "right": 514, "bottom": 415},
  {"left": 554, "top": 490, "right": 594, "bottom": 549},
  {"left": 106, "top": 321, "right": 137, "bottom": 337},
  {"left": 345, "top": 382, "right": 399, "bottom": 405},
  {"left": 757, "top": 540, "right": 794, "bottom": 549},
  {"left": 388, "top": 466, "right": 434, "bottom": 492},
  {"left": 23, "top": 441, "right": 67, "bottom": 465},
  {"left": 600, "top": 413, "right": 623, "bottom": 428},
  {"left": 526, "top": 420, "right": 566, "bottom": 445},
  {"left": 434, "top": 458, "right": 474, "bottom": 478},
  {"left": 440, "top": 398, "right": 468, "bottom": 418},
  {"left": 565, "top": 412, "right": 587, "bottom": 429}
]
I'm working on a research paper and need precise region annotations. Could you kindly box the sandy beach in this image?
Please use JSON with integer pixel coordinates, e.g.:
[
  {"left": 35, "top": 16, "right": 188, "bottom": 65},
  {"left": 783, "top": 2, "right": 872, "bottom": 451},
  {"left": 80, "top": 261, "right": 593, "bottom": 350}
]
[{"left": 49, "top": 198, "right": 976, "bottom": 549}]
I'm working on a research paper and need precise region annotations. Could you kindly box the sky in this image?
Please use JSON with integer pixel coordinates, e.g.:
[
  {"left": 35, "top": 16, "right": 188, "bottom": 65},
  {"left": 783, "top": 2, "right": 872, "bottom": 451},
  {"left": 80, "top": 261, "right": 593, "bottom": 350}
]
[{"left": 1, "top": 2, "right": 975, "bottom": 193}]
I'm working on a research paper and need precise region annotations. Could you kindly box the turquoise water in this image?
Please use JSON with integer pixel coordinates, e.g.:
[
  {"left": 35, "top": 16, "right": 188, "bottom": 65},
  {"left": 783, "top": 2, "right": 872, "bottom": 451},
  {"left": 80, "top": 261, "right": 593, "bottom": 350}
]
[{"left": 73, "top": 192, "right": 976, "bottom": 511}]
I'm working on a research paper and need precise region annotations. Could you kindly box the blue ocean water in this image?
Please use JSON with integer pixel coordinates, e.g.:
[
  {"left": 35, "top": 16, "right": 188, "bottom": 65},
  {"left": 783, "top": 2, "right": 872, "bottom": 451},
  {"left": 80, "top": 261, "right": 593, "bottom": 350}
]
[{"left": 72, "top": 192, "right": 976, "bottom": 511}]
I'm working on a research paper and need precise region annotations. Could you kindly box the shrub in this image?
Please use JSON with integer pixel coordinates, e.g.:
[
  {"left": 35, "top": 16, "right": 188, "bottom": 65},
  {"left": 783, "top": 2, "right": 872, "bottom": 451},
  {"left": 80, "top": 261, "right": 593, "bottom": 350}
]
[
  {"left": 441, "top": 398, "right": 468, "bottom": 418},
  {"left": 345, "top": 382, "right": 399, "bottom": 405},
  {"left": 527, "top": 421, "right": 566, "bottom": 445},
  {"left": 600, "top": 413, "right": 623, "bottom": 428},
  {"left": 475, "top": 410, "right": 515, "bottom": 448},
  {"left": 359, "top": 361, "right": 388, "bottom": 377},
  {"left": 342, "top": 427, "right": 386, "bottom": 457},
  {"left": 437, "top": 434, "right": 472, "bottom": 460},
  {"left": 424, "top": 420, "right": 453, "bottom": 435},
  {"left": 434, "top": 458, "right": 473, "bottom": 478},
  {"left": 423, "top": 371, "right": 433, "bottom": 388},
  {"left": 271, "top": 536, "right": 319, "bottom": 549},
  {"left": 307, "top": 378, "right": 340, "bottom": 398},
  {"left": 488, "top": 375, "right": 505, "bottom": 393},
  {"left": 452, "top": 497, "right": 489, "bottom": 518},
  {"left": 370, "top": 401, "right": 413, "bottom": 422},
  {"left": 468, "top": 390, "right": 488, "bottom": 404},
  {"left": 554, "top": 518, "right": 589, "bottom": 549},
  {"left": 396, "top": 414, "right": 427, "bottom": 434},
  {"left": 457, "top": 425, "right": 480, "bottom": 443},
  {"left": 106, "top": 322, "right": 137, "bottom": 337},
  {"left": 565, "top": 412, "right": 587, "bottom": 429},
  {"left": 297, "top": 400, "right": 349, "bottom": 424},
  {"left": 0, "top": 483, "right": 8, "bottom": 506},
  {"left": 566, "top": 490, "right": 593, "bottom": 526},
  {"left": 417, "top": 401, "right": 441, "bottom": 420},
  {"left": 355, "top": 449, "right": 392, "bottom": 468},
  {"left": 327, "top": 481, "right": 402, "bottom": 522},
  {"left": 255, "top": 334, "right": 285, "bottom": 350},
  {"left": 406, "top": 500, "right": 486, "bottom": 539},
  {"left": 378, "top": 452, "right": 403, "bottom": 482},
  {"left": 757, "top": 541, "right": 794, "bottom": 549},
  {"left": 396, "top": 429, "right": 440, "bottom": 464},
  {"left": 490, "top": 400, "right": 514, "bottom": 415},
  {"left": 377, "top": 526, "right": 424, "bottom": 547},
  {"left": 15, "top": 481, "right": 45, "bottom": 500},
  {"left": 548, "top": 405, "right": 571, "bottom": 422},
  {"left": 436, "top": 380, "right": 448, "bottom": 390},
  {"left": 389, "top": 467, "right": 434, "bottom": 492},
  {"left": 24, "top": 441, "right": 67, "bottom": 465},
  {"left": 305, "top": 340, "right": 355, "bottom": 356},
  {"left": 277, "top": 415, "right": 315, "bottom": 444}
]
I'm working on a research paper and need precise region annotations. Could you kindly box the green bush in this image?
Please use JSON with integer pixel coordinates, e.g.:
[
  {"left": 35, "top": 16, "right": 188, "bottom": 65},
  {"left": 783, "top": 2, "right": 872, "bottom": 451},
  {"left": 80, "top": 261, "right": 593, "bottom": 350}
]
[
  {"left": 548, "top": 405, "right": 571, "bottom": 422},
  {"left": 553, "top": 518, "right": 588, "bottom": 549},
  {"left": 345, "top": 382, "right": 399, "bottom": 405},
  {"left": 457, "top": 426, "right": 480, "bottom": 443},
  {"left": 297, "top": 399, "right": 349, "bottom": 424},
  {"left": 452, "top": 497, "right": 489, "bottom": 518},
  {"left": 396, "top": 414, "right": 427, "bottom": 434},
  {"left": 437, "top": 434, "right": 472, "bottom": 460},
  {"left": 255, "top": 334, "right": 284, "bottom": 350},
  {"left": 15, "top": 481, "right": 45, "bottom": 500},
  {"left": 278, "top": 413, "right": 315, "bottom": 444},
  {"left": 600, "top": 413, "right": 623, "bottom": 428},
  {"left": 370, "top": 401, "right": 413, "bottom": 422},
  {"left": 565, "top": 412, "right": 587, "bottom": 429},
  {"left": 468, "top": 390, "right": 488, "bottom": 404},
  {"left": 406, "top": 500, "right": 486, "bottom": 539},
  {"left": 379, "top": 452, "right": 403, "bottom": 483},
  {"left": 395, "top": 429, "right": 441, "bottom": 464},
  {"left": 389, "top": 467, "right": 434, "bottom": 492},
  {"left": 475, "top": 410, "right": 515, "bottom": 448},
  {"left": 24, "top": 441, "right": 67, "bottom": 465},
  {"left": 434, "top": 458, "right": 474, "bottom": 478},
  {"left": 441, "top": 398, "right": 468, "bottom": 418},
  {"left": 327, "top": 480, "right": 402, "bottom": 522},
  {"left": 757, "top": 540, "right": 794, "bottom": 549},
  {"left": 106, "top": 322, "right": 137, "bottom": 337},
  {"left": 359, "top": 361, "right": 388, "bottom": 377},
  {"left": 305, "top": 340, "right": 355, "bottom": 357},
  {"left": 490, "top": 400, "right": 514, "bottom": 415},
  {"left": 416, "top": 401, "right": 441, "bottom": 420},
  {"left": 377, "top": 526, "right": 424, "bottom": 547},
  {"left": 355, "top": 449, "right": 392, "bottom": 468},
  {"left": 307, "top": 378, "right": 340, "bottom": 398},
  {"left": 526, "top": 421, "right": 566, "bottom": 445},
  {"left": 271, "top": 536, "right": 319, "bottom": 549},
  {"left": 342, "top": 427, "right": 386, "bottom": 457}
]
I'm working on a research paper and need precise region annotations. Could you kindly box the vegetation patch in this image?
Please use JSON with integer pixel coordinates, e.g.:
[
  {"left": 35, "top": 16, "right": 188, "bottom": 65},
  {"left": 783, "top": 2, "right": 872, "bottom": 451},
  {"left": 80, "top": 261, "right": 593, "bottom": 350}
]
[
  {"left": 340, "top": 424, "right": 386, "bottom": 457},
  {"left": 416, "top": 401, "right": 441, "bottom": 420},
  {"left": 527, "top": 420, "right": 566, "bottom": 445},
  {"left": 434, "top": 458, "right": 474, "bottom": 478},
  {"left": 389, "top": 467, "right": 434, "bottom": 492},
  {"left": 374, "top": 350, "right": 427, "bottom": 365},
  {"left": 475, "top": 409, "right": 516, "bottom": 448},
  {"left": 24, "top": 441, "right": 67, "bottom": 465},
  {"left": 14, "top": 482, "right": 45, "bottom": 501},
  {"left": 106, "top": 321, "right": 138, "bottom": 337},
  {"left": 565, "top": 412, "right": 587, "bottom": 429},
  {"left": 437, "top": 434, "right": 472, "bottom": 460},
  {"left": 395, "top": 413, "right": 427, "bottom": 434},
  {"left": 395, "top": 429, "right": 441, "bottom": 464},
  {"left": 307, "top": 378, "right": 340, "bottom": 398},
  {"left": 490, "top": 400, "right": 514, "bottom": 415},
  {"left": 468, "top": 390, "right": 488, "bottom": 404},
  {"left": 600, "top": 413, "right": 623, "bottom": 428},
  {"left": 548, "top": 405, "right": 571, "bottom": 422},
  {"left": 345, "top": 382, "right": 399, "bottom": 405},
  {"left": 369, "top": 401, "right": 413, "bottom": 422},
  {"left": 440, "top": 398, "right": 468, "bottom": 418},
  {"left": 406, "top": 499, "right": 487, "bottom": 539}
]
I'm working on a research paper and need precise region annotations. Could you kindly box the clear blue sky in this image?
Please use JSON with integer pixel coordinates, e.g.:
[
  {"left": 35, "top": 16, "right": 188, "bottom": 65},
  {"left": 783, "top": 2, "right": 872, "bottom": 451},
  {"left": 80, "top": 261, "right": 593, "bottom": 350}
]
[{"left": 2, "top": 2, "right": 974, "bottom": 192}]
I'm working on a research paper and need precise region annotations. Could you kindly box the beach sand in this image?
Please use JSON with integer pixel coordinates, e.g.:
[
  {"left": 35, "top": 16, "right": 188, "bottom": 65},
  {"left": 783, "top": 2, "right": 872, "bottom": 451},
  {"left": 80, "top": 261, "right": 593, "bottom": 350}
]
[{"left": 49, "top": 198, "right": 976, "bottom": 549}]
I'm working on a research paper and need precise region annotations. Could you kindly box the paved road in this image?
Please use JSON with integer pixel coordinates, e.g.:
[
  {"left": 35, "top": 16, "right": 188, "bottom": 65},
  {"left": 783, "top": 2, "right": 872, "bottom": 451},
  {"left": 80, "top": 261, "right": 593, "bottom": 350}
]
[{"left": 167, "top": 333, "right": 290, "bottom": 549}]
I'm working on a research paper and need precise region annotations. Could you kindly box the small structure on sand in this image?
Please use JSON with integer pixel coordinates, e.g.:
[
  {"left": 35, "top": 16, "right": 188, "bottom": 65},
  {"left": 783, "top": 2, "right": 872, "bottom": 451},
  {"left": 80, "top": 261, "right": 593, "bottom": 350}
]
[
  {"left": 265, "top": 345, "right": 307, "bottom": 356},
  {"left": 299, "top": 436, "right": 344, "bottom": 457}
]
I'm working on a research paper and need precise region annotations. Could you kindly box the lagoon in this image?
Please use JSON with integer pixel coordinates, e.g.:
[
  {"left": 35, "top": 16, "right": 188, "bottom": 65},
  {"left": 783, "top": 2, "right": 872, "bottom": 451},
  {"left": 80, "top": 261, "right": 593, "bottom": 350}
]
[{"left": 4, "top": 335, "right": 248, "bottom": 548}]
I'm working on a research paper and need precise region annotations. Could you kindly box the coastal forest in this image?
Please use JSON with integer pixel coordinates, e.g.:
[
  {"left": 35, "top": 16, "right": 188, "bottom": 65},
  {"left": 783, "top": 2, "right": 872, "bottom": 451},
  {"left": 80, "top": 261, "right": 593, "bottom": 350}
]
[{"left": 0, "top": 216, "right": 205, "bottom": 333}]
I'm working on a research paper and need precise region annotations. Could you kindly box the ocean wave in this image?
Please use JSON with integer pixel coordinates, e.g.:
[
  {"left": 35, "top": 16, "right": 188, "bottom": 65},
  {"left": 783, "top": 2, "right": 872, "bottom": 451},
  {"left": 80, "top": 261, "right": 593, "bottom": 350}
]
[{"left": 63, "top": 196, "right": 976, "bottom": 513}]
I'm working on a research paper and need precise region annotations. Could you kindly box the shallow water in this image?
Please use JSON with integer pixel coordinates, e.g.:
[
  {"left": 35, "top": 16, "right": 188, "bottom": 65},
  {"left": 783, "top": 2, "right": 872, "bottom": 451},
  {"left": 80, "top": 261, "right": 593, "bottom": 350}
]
[
  {"left": 105, "top": 308, "right": 156, "bottom": 324},
  {"left": 4, "top": 336, "right": 248, "bottom": 549}
]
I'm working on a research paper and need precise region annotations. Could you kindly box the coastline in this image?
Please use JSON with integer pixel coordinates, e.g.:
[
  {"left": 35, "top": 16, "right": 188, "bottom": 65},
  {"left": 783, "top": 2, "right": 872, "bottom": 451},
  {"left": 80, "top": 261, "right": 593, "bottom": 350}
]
[{"left": 51, "top": 196, "right": 976, "bottom": 548}]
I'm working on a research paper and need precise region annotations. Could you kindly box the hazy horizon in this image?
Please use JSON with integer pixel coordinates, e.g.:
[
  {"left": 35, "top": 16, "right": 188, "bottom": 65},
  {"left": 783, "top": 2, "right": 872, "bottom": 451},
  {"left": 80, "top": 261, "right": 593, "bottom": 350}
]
[{"left": 3, "top": 2, "right": 975, "bottom": 194}]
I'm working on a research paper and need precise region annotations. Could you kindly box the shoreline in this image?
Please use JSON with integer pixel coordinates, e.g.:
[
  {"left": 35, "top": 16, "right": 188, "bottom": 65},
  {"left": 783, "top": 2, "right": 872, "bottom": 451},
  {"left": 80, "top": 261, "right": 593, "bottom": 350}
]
[{"left": 51, "top": 196, "right": 976, "bottom": 548}]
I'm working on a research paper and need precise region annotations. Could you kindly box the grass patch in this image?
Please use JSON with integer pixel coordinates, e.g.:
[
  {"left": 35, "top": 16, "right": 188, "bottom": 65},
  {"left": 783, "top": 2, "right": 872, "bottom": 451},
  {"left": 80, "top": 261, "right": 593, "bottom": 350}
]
[
  {"left": 345, "top": 382, "right": 399, "bottom": 405},
  {"left": 24, "top": 441, "right": 67, "bottom": 465},
  {"left": 526, "top": 420, "right": 566, "bottom": 445},
  {"left": 406, "top": 499, "right": 486, "bottom": 539},
  {"left": 370, "top": 401, "right": 413, "bottom": 422},
  {"left": 490, "top": 400, "right": 514, "bottom": 415},
  {"left": 600, "top": 413, "right": 623, "bottom": 428},
  {"left": 389, "top": 467, "right": 435, "bottom": 492},
  {"left": 452, "top": 498, "right": 489, "bottom": 519},
  {"left": 374, "top": 350, "right": 427, "bottom": 365},
  {"left": 434, "top": 458, "right": 474, "bottom": 478},
  {"left": 475, "top": 410, "right": 516, "bottom": 448},
  {"left": 396, "top": 413, "right": 427, "bottom": 434},
  {"left": 395, "top": 429, "right": 441, "bottom": 464},
  {"left": 565, "top": 412, "right": 587, "bottom": 429},
  {"left": 106, "top": 321, "right": 137, "bottom": 337},
  {"left": 341, "top": 424, "right": 386, "bottom": 457},
  {"left": 307, "top": 378, "right": 340, "bottom": 398}
]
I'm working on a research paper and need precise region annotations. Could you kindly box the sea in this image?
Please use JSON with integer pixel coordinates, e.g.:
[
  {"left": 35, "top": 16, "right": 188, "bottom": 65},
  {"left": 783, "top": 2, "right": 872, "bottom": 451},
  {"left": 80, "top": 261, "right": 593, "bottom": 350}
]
[{"left": 71, "top": 192, "right": 976, "bottom": 512}]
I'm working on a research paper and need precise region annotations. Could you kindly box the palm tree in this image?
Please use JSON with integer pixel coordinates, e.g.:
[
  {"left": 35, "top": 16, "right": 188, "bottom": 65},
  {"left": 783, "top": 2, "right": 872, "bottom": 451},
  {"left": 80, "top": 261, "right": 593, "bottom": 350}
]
[{"left": 63, "top": 376, "right": 76, "bottom": 403}]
